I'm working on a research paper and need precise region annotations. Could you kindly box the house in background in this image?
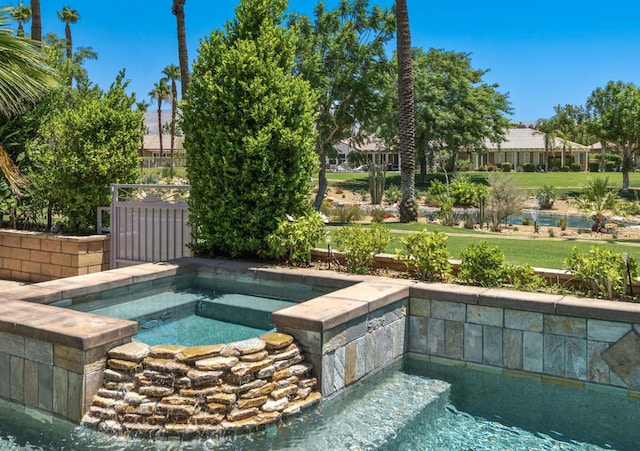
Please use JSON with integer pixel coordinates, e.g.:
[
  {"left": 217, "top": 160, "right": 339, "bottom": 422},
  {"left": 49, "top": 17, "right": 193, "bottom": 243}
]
[
  {"left": 330, "top": 135, "right": 399, "bottom": 170},
  {"left": 141, "top": 134, "right": 186, "bottom": 167},
  {"left": 472, "top": 128, "right": 590, "bottom": 171}
]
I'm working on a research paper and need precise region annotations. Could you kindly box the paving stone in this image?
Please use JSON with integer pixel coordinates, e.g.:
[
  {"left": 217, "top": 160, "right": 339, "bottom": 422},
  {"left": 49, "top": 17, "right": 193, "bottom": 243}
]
[{"left": 108, "top": 342, "right": 150, "bottom": 362}]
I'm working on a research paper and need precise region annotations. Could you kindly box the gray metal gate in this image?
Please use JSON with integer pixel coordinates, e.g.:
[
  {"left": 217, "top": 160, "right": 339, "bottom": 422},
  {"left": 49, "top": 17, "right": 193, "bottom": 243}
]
[{"left": 102, "top": 184, "right": 192, "bottom": 268}]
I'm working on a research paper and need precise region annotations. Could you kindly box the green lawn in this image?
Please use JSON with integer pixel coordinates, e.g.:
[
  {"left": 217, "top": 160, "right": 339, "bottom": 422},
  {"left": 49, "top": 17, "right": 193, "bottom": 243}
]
[
  {"left": 326, "top": 222, "right": 640, "bottom": 270},
  {"left": 326, "top": 171, "right": 640, "bottom": 196}
]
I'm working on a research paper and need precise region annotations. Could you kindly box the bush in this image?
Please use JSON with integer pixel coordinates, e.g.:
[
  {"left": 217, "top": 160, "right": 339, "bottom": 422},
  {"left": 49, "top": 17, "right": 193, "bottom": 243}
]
[
  {"left": 589, "top": 161, "right": 600, "bottom": 172},
  {"left": 522, "top": 163, "right": 536, "bottom": 172},
  {"left": 536, "top": 185, "right": 557, "bottom": 210},
  {"left": 564, "top": 246, "right": 638, "bottom": 299},
  {"left": 331, "top": 205, "right": 364, "bottom": 223},
  {"left": 370, "top": 207, "right": 386, "bottom": 223},
  {"left": 458, "top": 241, "right": 505, "bottom": 287},
  {"left": 265, "top": 212, "right": 325, "bottom": 264},
  {"left": 396, "top": 229, "right": 451, "bottom": 282},
  {"left": 450, "top": 175, "right": 488, "bottom": 207},
  {"left": 606, "top": 161, "right": 616, "bottom": 172},
  {"left": 556, "top": 217, "right": 568, "bottom": 230},
  {"left": 183, "top": 2, "right": 317, "bottom": 257},
  {"left": 333, "top": 223, "right": 390, "bottom": 274},
  {"left": 456, "top": 159, "right": 472, "bottom": 172},
  {"left": 384, "top": 184, "right": 402, "bottom": 204},
  {"left": 501, "top": 162, "right": 512, "bottom": 172},
  {"left": 502, "top": 264, "right": 545, "bottom": 291},
  {"left": 560, "top": 166, "right": 570, "bottom": 172},
  {"left": 570, "top": 162, "right": 582, "bottom": 172}
]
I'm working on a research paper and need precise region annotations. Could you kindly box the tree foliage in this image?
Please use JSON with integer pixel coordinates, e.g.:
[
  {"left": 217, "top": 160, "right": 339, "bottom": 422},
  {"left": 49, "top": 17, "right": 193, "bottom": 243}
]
[
  {"left": 0, "top": 8, "right": 58, "bottom": 116},
  {"left": 28, "top": 72, "right": 142, "bottom": 233},
  {"left": 183, "top": 0, "right": 317, "bottom": 257},
  {"left": 586, "top": 81, "right": 640, "bottom": 192},
  {"left": 374, "top": 48, "right": 512, "bottom": 178},
  {"left": 290, "top": 0, "right": 395, "bottom": 209}
]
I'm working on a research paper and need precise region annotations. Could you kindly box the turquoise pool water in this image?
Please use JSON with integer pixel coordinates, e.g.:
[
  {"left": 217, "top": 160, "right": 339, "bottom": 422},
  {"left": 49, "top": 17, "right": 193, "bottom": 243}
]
[
  {"left": 53, "top": 274, "right": 313, "bottom": 345},
  {"left": 2, "top": 361, "right": 638, "bottom": 450}
]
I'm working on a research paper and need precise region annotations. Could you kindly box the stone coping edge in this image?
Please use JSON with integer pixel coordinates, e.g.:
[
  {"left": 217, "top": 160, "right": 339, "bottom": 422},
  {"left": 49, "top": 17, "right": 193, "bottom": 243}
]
[{"left": 3, "top": 257, "right": 640, "bottom": 349}]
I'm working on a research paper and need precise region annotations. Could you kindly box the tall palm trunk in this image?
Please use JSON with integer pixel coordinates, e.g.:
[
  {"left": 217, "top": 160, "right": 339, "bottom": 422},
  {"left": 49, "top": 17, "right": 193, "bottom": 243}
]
[
  {"left": 157, "top": 104, "right": 164, "bottom": 158},
  {"left": 396, "top": 0, "right": 417, "bottom": 222},
  {"left": 31, "top": 0, "right": 41, "bottom": 41},
  {"left": 64, "top": 23, "right": 72, "bottom": 59},
  {"left": 172, "top": 0, "right": 190, "bottom": 99},
  {"left": 170, "top": 80, "right": 177, "bottom": 177}
]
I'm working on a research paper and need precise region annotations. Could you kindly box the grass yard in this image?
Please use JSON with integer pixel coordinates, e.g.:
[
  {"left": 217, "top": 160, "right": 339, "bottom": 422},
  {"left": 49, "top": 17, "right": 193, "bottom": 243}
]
[
  {"left": 325, "top": 222, "right": 640, "bottom": 270},
  {"left": 326, "top": 171, "right": 640, "bottom": 196}
]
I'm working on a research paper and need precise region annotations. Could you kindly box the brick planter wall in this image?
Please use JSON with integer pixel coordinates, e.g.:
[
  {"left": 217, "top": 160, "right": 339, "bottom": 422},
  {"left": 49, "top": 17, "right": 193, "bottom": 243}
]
[{"left": 0, "top": 230, "right": 110, "bottom": 282}]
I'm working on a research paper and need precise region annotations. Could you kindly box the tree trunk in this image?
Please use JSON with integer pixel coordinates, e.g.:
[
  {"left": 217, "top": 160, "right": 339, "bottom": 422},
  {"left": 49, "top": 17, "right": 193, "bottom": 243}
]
[
  {"left": 170, "top": 82, "right": 177, "bottom": 178},
  {"left": 65, "top": 24, "right": 73, "bottom": 59},
  {"left": 172, "top": 0, "right": 190, "bottom": 99},
  {"left": 396, "top": 0, "right": 417, "bottom": 222},
  {"left": 157, "top": 106, "right": 163, "bottom": 158},
  {"left": 31, "top": 0, "right": 41, "bottom": 42},
  {"left": 313, "top": 141, "right": 327, "bottom": 210}
]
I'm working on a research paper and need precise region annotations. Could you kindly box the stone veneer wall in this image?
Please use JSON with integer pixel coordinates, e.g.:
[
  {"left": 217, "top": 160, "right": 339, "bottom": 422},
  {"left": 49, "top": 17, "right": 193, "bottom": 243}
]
[
  {"left": 81, "top": 333, "right": 321, "bottom": 437},
  {"left": 0, "top": 301, "right": 136, "bottom": 422},
  {"left": 273, "top": 280, "right": 411, "bottom": 399},
  {"left": 407, "top": 283, "right": 640, "bottom": 392},
  {"left": 0, "top": 230, "right": 109, "bottom": 282}
]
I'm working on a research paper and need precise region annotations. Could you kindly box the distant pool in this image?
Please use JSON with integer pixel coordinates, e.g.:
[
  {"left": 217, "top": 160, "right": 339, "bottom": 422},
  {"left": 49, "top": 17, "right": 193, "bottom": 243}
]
[{"left": 509, "top": 212, "right": 593, "bottom": 228}]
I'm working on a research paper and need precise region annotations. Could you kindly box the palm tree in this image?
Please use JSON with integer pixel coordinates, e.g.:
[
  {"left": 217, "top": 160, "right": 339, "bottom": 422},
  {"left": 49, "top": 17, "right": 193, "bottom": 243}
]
[
  {"left": 396, "top": 0, "right": 417, "bottom": 222},
  {"left": 30, "top": 0, "right": 40, "bottom": 41},
  {"left": 162, "top": 64, "right": 181, "bottom": 178},
  {"left": 57, "top": 6, "right": 80, "bottom": 60},
  {"left": 148, "top": 80, "right": 170, "bottom": 159},
  {"left": 576, "top": 177, "right": 619, "bottom": 232},
  {"left": 0, "top": 7, "right": 57, "bottom": 192},
  {"left": 11, "top": 3, "right": 31, "bottom": 37},
  {"left": 0, "top": 8, "right": 57, "bottom": 116},
  {"left": 172, "top": 0, "right": 189, "bottom": 99}
]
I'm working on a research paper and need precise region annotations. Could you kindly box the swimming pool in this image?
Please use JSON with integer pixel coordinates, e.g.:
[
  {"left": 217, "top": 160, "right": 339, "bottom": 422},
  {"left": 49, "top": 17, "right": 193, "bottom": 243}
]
[
  {"left": 1, "top": 361, "right": 636, "bottom": 450},
  {"left": 51, "top": 273, "right": 323, "bottom": 346}
]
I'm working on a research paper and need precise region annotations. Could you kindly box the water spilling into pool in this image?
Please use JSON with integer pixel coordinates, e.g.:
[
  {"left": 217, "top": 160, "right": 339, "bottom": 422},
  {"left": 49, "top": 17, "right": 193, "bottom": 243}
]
[{"left": 2, "top": 361, "right": 637, "bottom": 450}]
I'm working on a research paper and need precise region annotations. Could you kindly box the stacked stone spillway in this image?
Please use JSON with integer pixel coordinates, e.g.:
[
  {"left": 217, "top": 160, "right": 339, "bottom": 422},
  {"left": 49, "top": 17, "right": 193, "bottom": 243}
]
[{"left": 81, "top": 332, "right": 321, "bottom": 438}]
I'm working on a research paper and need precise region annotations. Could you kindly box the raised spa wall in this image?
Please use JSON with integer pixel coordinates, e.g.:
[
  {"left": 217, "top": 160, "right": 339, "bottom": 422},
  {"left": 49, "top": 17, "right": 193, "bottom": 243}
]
[{"left": 2, "top": 257, "right": 640, "bottom": 430}]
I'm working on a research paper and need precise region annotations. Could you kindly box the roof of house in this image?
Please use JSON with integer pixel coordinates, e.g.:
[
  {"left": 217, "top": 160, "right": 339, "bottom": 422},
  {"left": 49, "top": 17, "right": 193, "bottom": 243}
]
[
  {"left": 483, "top": 128, "right": 588, "bottom": 151},
  {"left": 142, "top": 134, "right": 185, "bottom": 151},
  {"left": 336, "top": 135, "right": 388, "bottom": 153}
]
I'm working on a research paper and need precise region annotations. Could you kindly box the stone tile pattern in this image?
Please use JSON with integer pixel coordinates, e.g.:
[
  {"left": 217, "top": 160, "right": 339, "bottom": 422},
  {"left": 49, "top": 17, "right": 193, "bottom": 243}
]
[
  {"left": 0, "top": 230, "right": 109, "bottom": 282},
  {"left": 0, "top": 331, "right": 126, "bottom": 422},
  {"left": 81, "top": 333, "right": 321, "bottom": 438},
  {"left": 409, "top": 297, "right": 640, "bottom": 389},
  {"left": 318, "top": 300, "right": 408, "bottom": 397}
]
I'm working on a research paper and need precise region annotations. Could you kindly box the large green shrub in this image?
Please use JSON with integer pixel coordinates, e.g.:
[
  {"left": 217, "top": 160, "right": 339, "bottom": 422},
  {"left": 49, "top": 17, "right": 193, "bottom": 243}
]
[
  {"left": 29, "top": 74, "right": 141, "bottom": 233},
  {"left": 522, "top": 163, "right": 536, "bottom": 172},
  {"left": 265, "top": 212, "right": 325, "bottom": 265},
  {"left": 589, "top": 161, "right": 600, "bottom": 172},
  {"left": 183, "top": 0, "right": 317, "bottom": 257},
  {"left": 458, "top": 241, "right": 505, "bottom": 287},
  {"left": 564, "top": 246, "right": 638, "bottom": 299},
  {"left": 458, "top": 240, "right": 543, "bottom": 290},
  {"left": 396, "top": 229, "right": 451, "bottom": 282},
  {"left": 501, "top": 162, "right": 512, "bottom": 172},
  {"left": 333, "top": 223, "right": 390, "bottom": 274}
]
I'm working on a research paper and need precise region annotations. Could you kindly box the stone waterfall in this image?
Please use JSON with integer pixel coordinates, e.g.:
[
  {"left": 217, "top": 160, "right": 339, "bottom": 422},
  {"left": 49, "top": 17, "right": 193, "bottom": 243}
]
[{"left": 81, "top": 332, "right": 321, "bottom": 438}]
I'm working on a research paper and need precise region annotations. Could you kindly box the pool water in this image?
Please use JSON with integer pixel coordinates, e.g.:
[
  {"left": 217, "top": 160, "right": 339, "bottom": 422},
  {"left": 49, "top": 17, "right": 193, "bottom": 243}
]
[
  {"left": 56, "top": 282, "right": 299, "bottom": 345},
  {"left": 2, "top": 361, "right": 638, "bottom": 450},
  {"left": 508, "top": 213, "right": 593, "bottom": 228}
]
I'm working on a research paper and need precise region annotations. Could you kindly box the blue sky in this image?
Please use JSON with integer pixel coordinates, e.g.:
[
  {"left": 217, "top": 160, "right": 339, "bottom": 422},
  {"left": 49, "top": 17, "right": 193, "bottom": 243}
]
[{"left": 11, "top": 0, "right": 640, "bottom": 121}]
